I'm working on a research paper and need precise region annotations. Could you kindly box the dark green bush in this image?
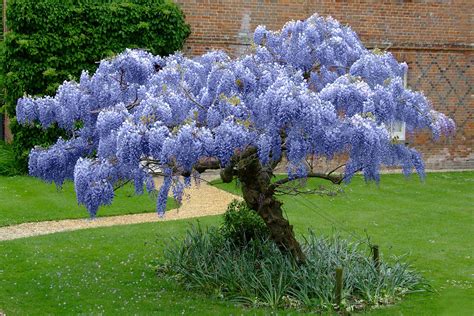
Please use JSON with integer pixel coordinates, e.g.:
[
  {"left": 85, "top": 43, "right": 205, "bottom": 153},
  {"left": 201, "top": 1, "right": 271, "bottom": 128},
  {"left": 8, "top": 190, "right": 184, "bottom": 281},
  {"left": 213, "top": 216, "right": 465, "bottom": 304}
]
[
  {"left": 159, "top": 225, "right": 430, "bottom": 312},
  {"left": 220, "top": 199, "right": 270, "bottom": 246},
  {"left": 0, "top": 141, "right": 21, "bottom": 176},
  {"left": 0, "top": 2, "right": 3, "bottom": 40},
  {"left": 1, "top": 0, "right": 190, "bottom": 172}
]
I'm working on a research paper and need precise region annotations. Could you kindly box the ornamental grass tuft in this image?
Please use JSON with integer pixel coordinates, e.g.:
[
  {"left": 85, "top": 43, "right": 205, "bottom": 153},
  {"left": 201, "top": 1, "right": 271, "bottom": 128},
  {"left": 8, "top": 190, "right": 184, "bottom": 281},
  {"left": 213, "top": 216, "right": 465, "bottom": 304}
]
[{"left": 158, "top": 223, "right": 429, "bottom": 313}]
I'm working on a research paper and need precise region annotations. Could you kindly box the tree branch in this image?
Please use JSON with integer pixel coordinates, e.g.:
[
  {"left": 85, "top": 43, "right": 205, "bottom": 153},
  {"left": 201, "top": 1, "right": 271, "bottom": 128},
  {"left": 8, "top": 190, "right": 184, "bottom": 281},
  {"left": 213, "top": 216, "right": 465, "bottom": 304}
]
[
  {"left": 193, "top": 157, "right": 221, "bottom": 173},
  {"left": 180, "top": 84, "right": 206, "bottom": 110},
  {"left": 90, "top": 95, "right": 140, "bottom": 114},
  {"left": 141, "top": 157, "right": 221, "bottom": 177},
  {"left": 269, "top": 171, "right": 343, "bottom": 192},
  {"left": 328, "top": 163, "right": 346, "bottom": 176},
  {"left": 126, "top": 94, "right": 140, "bottom": 111},
  {"left": 113, "top": 179, "right": 132, "bottom": 191}
]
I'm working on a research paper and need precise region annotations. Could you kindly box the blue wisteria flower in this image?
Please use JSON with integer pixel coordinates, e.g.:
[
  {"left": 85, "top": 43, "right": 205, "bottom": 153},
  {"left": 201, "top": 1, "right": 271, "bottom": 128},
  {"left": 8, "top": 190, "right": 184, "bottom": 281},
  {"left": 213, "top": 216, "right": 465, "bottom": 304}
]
[{"left": 17, "top": 13, "right": 455, "bottom": 217}]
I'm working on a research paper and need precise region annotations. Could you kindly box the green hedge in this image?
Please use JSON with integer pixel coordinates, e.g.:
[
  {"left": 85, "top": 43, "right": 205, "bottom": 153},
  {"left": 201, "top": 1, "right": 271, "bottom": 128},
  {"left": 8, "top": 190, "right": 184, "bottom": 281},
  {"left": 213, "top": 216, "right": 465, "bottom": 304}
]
[
  {"left": 1, "top": 0, "right": 190, "bottom": 172},
  {"left": 1, "top": 1, "right": 3, "bottom": 39}
]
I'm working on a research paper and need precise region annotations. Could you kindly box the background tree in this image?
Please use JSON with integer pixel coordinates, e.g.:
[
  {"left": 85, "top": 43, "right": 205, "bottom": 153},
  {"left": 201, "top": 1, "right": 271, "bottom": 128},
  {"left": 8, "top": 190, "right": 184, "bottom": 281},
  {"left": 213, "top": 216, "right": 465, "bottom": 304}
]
[
  {"left": 1, "top": 0, "right": 190, "bottom": 171},
  {"left": 17, "top": 14, "right": 454, "bottom": 262}
]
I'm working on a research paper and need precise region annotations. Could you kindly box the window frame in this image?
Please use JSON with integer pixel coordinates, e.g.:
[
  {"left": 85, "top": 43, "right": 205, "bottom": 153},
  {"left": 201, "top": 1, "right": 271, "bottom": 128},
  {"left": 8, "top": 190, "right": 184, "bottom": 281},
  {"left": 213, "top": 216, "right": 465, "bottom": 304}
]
[{"left": 388, "top": 71, "right": 407, "bottom": 142}]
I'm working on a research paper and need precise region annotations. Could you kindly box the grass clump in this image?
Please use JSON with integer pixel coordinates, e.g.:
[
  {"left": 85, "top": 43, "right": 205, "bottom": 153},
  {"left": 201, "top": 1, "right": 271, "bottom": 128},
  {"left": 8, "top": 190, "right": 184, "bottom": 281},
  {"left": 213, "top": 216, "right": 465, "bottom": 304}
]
[{"left": 159, "top": 223, "right": 429, "bottom": 313}]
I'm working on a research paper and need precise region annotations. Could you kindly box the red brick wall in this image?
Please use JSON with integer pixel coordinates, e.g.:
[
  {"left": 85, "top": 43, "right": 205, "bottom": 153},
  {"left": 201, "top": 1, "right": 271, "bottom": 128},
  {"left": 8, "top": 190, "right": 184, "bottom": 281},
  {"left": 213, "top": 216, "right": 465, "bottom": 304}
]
[
  {"left": 397, "top": 50, "right": 473, "bottom": 169},
  {"left": 175, "top": 0, "right": 473, "bottom": 170}
]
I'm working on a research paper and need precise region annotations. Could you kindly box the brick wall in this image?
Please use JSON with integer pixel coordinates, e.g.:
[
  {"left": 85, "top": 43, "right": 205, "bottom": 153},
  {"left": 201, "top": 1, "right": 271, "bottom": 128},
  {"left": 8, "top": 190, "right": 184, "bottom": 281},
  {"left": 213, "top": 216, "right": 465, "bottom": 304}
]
[{"left": 175, "top": 0, "right": 473, "bottom": 170}]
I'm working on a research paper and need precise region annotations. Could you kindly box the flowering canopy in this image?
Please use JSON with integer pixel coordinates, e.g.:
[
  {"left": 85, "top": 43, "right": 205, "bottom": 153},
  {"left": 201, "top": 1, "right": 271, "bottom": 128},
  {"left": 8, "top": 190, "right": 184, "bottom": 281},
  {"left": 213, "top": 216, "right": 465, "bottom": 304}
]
[{"left": 17, "top": 14, "right": 455, "bottom": 217}]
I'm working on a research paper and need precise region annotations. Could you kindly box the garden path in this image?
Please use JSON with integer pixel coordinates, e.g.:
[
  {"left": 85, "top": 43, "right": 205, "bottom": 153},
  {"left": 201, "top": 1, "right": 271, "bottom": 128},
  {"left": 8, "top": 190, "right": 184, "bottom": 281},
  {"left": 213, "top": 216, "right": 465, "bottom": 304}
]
[{"left": 0, "top": 179, "right": 240, "bottom": 241}]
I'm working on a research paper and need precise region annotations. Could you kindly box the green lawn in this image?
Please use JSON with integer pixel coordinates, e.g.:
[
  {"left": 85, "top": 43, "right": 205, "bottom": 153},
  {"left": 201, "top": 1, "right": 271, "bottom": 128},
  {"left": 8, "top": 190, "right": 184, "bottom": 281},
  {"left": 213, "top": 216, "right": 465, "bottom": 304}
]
[
  {"left": 0, "top": 176, "right": 177, "bottom": 227},
  {"left": 0, "top": 172, "right": 473, "bottom": 315}
]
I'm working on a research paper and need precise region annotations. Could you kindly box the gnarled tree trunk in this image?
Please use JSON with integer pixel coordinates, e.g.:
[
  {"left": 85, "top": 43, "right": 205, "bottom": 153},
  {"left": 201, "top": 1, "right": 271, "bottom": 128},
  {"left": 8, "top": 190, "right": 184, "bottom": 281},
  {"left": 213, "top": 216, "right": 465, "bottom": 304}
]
[{"left": 222, "top": 147, "right": 306, "bottom": 263}]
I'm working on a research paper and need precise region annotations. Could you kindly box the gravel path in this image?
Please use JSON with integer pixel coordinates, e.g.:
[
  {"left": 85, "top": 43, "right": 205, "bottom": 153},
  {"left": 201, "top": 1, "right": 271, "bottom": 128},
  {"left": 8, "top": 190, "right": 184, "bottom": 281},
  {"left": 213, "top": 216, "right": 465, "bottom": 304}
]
[{"left": 0, "top": 181, "right": 240, "bottom": 241}]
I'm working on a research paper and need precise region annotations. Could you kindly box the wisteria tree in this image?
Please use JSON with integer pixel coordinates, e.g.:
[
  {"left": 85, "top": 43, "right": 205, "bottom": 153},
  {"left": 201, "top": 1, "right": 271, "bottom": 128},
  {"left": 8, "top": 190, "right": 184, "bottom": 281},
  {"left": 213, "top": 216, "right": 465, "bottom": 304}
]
[{"left": 17, "top": 14, "right": 454, "bottom": 262}]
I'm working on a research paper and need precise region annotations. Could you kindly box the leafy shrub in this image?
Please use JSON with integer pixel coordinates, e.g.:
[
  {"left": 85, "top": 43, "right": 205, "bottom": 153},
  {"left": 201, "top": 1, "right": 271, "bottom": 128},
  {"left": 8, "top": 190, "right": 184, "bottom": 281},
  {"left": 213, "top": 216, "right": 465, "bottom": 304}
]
[
  {"left": 2, "top": 0, "right": 190, "bottom": 171},
  {"left": 159, "top": 225, "right": 429, "bottom": 313},
  {"left": 220, "top": 199, "right": 270, "bottom": 246},
  {"left": 0, "top": 141, "right": 21, "bottom": 175}
]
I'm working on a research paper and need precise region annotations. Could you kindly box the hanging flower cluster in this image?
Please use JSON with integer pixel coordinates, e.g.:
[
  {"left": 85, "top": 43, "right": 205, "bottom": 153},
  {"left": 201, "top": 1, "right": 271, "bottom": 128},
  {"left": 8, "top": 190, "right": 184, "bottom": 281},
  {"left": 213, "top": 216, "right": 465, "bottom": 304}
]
[{"left": 17, "top": 14, "right": 455, "bottom": 217}]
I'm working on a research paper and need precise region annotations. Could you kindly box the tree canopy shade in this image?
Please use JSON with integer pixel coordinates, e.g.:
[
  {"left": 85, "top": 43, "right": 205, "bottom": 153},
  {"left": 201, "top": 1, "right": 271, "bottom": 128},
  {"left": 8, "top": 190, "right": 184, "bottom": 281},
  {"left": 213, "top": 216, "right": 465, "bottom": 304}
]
[{"left": 16, "top": 14, "right": 455, "bottom": 261}]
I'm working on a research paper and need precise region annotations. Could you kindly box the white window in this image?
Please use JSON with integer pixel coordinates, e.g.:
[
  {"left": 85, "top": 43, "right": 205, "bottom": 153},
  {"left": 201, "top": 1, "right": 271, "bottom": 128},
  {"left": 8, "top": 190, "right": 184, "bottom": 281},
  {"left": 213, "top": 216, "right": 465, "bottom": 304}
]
[
  {"left": 388, "top": 121, "right": 406, "bottom": 142},
  {"left": 389, "top": 71, "right": 407, "bottom": 142}
]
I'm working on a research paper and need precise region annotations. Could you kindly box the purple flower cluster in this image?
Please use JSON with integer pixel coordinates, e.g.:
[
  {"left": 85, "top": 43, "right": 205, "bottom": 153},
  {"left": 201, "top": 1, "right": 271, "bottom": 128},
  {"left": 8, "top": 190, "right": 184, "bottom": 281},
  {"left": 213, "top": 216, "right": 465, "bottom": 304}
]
[
  {"left": 16, "top": 14, "right": 455, "bottom": 217},
  {"left": 73, "top": 158, "right": 116, "bottom": 217}
]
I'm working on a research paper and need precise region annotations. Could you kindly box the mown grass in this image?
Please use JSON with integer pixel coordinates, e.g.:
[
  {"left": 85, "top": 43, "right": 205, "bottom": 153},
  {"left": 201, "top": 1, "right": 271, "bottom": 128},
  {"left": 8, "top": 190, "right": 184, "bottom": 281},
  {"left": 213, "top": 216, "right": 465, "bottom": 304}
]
[
  {"left": 0, "top": 217, "right": 256, "bottom": 315},
  {"left": 0, "top": 176, "right": 177, "bottom": 227},
  {"left": 0, "top": 172, "right": 472, "bottom": 314}
]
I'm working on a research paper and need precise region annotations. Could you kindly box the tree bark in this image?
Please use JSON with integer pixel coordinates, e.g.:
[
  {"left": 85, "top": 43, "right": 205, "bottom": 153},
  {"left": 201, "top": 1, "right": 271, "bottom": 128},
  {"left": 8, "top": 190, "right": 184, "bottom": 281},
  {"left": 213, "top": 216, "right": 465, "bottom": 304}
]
[{"left": 229, "top": 147, "right": 306, "bottom": 263}]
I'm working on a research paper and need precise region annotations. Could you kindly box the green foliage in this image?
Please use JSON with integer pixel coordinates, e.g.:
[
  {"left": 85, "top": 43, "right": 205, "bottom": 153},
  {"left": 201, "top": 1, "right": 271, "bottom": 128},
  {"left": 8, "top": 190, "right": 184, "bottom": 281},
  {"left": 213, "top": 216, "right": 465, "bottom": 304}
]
[
  {"left": 0, "top": 141, "right": 21, "bottom": 176},
  {"left": 1, "top": 0, "right": 190, "bottom": 171},
  {"left": 9, "top": 118, "right": 68, "bottom": 173},
  {"left": 160, "top": 225, "right": 429, "bottom": 312},
  {"left": 220, "top": 199, "right": 270, "bottom": 246},
  {"left": 0, "top": 2, "right": 3, "bottom": 39}
]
